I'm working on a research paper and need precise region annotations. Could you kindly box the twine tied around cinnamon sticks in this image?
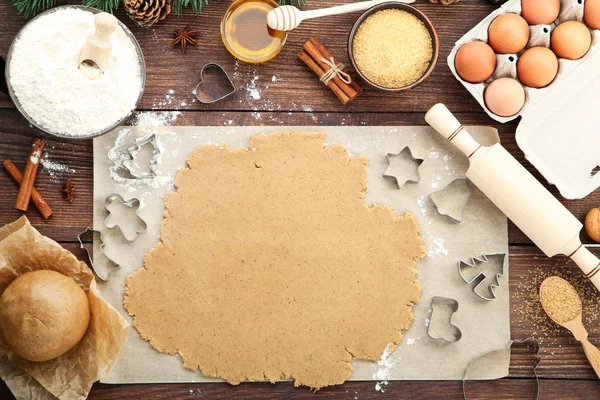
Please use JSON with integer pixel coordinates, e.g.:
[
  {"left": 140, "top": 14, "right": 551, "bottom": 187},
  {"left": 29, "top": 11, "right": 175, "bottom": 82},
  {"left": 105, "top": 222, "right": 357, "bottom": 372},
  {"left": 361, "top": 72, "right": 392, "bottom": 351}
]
[
  {"left": 298, "top": 38, "right": 362, "bottom": 104},
  {"left": 319, "top": 58, "right": 352, "bottom": 85}
]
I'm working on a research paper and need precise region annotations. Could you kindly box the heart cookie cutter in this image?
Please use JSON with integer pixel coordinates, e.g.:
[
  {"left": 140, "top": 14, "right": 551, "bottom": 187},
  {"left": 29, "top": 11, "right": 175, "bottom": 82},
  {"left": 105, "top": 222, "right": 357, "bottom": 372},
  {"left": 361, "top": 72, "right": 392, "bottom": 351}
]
[
  {"left": 77, "top": 227, "right": 119, "bottom": 281},
  {"left": 193, "top": 63, "right": 236, "bottom": 104}
]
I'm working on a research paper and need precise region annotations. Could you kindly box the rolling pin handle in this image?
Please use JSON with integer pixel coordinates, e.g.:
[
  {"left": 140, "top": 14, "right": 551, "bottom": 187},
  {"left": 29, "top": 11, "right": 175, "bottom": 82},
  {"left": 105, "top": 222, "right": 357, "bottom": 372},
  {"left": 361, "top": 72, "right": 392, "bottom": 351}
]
[
  {"left": 571, "top": 246, "right": 600, "bottom": 291},
  {"left": 425, "top": 103, "right": 481, "bottom": 159}
]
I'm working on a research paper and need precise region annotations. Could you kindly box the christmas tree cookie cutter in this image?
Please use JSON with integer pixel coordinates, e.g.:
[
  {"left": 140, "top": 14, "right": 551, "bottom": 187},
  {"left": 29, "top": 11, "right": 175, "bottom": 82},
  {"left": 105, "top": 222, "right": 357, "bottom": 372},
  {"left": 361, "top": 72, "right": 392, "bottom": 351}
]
[
  {"left": 77, "top": 227, "right": 119, "bottom": 281},
  {"left": 428, "top": 178, "right": 472, "bottom": 223},
  {"left": 383, "top": 147, "right": 424, "bottom": 189},
  {"left": 427, "top": 296, "right": 462, "bottom": 343},
  {"left": 458, "top": 253, "right": 507, "bottom": 301},
  {"left": 104, "top": 193, "right": 147, "bottom": 242},
  {"left": 123, "top": 133, "right": 161, "bottom": 179}
]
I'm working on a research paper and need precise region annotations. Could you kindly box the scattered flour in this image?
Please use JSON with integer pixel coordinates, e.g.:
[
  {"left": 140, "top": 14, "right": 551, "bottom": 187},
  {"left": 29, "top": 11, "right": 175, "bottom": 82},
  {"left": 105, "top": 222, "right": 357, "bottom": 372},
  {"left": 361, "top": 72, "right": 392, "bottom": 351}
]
[
  {"left": 40, "top": 151, "right": 76, "bottom": 183},
  {"left": 9, "top": 7, "right": 143, "bottom": 136},
  {"left": 132, "top": 111, "right": 181, "bottom": 126}
]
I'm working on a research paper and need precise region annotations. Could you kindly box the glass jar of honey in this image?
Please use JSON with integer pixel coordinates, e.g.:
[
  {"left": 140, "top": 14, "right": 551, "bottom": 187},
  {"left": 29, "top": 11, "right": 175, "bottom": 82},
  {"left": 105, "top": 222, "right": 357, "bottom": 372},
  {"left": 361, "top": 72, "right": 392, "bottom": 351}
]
[{"left": 221, "top": 0, "right": 287, "bottom": 63}]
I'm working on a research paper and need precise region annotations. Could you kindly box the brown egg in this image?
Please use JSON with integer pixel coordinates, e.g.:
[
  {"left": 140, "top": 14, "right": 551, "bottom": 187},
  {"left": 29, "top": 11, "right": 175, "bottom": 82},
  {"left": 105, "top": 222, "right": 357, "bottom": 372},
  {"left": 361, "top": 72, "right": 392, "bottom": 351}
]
[
  {"left": 517, "top": 47, "right": 558, "bottom": 88},
  {"left": 488, "top": 13, "right": 530, "bottom": 54},
  {"left": 521, "top": 0, "right": 560, "bottom": 25},
  {"left": 552, "top": 21, "right": 592, "bottom": 60},
  {"left": 455, "top": 41, "right": 497, "bottom": 83},
  {"left": 585, "top": 0, "right": 600, "bottom": 30},
  {"left": 484, "top": 77, "right": 526, "bottom": 117}
]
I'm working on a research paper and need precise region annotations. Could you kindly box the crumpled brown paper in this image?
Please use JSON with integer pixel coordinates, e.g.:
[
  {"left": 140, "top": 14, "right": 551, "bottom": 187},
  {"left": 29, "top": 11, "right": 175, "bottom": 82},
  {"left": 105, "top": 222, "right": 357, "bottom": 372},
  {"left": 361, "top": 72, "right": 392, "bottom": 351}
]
[{"left": 0, "top": 216, "right": 129, "bottom": 400}]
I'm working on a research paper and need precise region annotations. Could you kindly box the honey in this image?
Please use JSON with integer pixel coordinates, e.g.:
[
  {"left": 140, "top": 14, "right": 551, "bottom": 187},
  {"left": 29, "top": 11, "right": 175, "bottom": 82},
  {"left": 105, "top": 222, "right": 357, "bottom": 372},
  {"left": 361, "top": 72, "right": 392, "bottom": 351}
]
[{"left": 221, "top": 0, "right": 287, "bottom": 63}]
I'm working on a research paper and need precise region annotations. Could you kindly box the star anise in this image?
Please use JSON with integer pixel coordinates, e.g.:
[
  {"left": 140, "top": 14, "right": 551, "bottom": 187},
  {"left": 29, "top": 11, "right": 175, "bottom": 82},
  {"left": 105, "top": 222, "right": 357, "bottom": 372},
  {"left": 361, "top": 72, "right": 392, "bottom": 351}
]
[
  {"left": 172, "top": 24, "right": 200, "bottom": 55},
  {"left": 61, "top": 178, "right": 75, "bottom": 203}
]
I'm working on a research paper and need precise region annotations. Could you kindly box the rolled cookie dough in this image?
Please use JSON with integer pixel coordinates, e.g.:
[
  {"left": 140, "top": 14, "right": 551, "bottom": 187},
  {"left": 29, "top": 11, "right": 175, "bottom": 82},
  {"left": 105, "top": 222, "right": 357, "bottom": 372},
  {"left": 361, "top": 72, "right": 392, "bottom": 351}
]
[{"left": 124, "top": 132, "right": 425, "bottom": 389}]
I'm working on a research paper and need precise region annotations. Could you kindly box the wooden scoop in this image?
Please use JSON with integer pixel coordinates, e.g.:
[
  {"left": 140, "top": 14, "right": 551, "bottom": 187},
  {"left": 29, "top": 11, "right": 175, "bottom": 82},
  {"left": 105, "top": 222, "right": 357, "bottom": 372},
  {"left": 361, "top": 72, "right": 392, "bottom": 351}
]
[
  {"left": 540, "top": 276, "right": 600, "bottom": 378},
  {"left": 79, "top": 12, "right": 118, "bottom": 75},
  {"left": 266, "top": 0, "right": 415, "bottom": 31}
]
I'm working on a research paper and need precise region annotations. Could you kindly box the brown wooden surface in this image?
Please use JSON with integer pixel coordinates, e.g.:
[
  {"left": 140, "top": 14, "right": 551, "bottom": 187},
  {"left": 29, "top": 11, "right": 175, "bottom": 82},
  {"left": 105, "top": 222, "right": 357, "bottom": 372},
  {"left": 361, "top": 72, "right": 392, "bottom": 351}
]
[{"left": 1, "top": 0, "right": 600, "bottom": 398}]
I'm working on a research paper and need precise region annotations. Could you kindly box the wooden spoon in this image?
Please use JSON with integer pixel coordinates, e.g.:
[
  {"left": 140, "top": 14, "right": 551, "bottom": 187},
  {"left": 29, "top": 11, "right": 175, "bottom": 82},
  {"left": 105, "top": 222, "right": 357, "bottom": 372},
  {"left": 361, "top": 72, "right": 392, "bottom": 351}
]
[{"left": 540, "top": 276, "right": 600, "bottom": 378}]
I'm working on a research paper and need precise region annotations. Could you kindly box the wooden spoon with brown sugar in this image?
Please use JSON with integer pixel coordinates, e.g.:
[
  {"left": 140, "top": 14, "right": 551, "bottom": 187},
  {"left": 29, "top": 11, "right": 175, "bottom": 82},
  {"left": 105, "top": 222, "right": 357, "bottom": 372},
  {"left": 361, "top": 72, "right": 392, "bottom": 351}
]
[{"left": 540, "top": 276, "right": 600, "bottom": 378}]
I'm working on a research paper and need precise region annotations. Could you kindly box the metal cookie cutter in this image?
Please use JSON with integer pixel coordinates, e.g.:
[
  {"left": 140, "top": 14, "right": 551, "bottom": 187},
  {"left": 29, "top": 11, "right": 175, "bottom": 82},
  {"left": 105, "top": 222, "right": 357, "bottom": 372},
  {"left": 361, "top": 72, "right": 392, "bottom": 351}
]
[
  {"left": 459, "top": 253, "right": 507, "bottom": 301},
  {"left": 104, "top": 193, "right": 147, "bottom": 242},
  {"left": 77, "top": 228, "right": 119, "bottom": 281},
  {"left": 463, "top": 337, "right": 540, "bottom": 400},
  {"left": 383, "top": 147, "right": 424, "bottom": 189},
  {"left": 429, "top": 178, "right": 472, "bottom": 223},
  {"left": 193, "top": 63, "right": 236, "bottom": 104},
  {"left": 427, "top": 296, "right": 462, "bottom": 343},
  {"left": 123, "top": 133, "right": 161, "bottom": 179}
]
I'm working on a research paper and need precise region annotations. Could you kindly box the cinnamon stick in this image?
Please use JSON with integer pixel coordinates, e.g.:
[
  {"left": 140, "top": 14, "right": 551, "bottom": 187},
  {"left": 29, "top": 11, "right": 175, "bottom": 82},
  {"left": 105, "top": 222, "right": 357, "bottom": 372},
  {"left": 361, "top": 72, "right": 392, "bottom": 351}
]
[
  {"left": 3, "top": 160, "right": 53, "bottom": 219},
  {"left": 303, "top": 39, "right": 359, "bottom": 99},
  {"left": 309, "top": 37, "right": 363, "bottom": 96},
  {"left": 298, "top": 50, "right": 351, "bottom": 104},
  {"left": 15, "top": 138, "right": 45, "bottom": 212}
]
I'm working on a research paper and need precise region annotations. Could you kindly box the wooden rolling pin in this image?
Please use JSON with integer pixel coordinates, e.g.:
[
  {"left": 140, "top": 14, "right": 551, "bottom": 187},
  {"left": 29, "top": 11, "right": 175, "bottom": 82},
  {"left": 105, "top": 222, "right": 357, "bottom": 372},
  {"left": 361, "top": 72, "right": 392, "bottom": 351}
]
[{"left": 425, "top": 103, "right": 600, "bottom": 291}]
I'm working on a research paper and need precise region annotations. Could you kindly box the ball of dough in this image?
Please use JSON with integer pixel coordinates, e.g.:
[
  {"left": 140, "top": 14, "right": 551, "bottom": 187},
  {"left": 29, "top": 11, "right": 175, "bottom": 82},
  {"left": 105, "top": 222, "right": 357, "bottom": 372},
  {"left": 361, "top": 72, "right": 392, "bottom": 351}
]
[
  {"left": 0, "top": 270, "right": 90, "bottom": 362},
  {"left": 488, "top": 13, "right": 530, "bottom": 54},
  {"left": 455, "top": 41, "right": 497, "bottom": 83}
]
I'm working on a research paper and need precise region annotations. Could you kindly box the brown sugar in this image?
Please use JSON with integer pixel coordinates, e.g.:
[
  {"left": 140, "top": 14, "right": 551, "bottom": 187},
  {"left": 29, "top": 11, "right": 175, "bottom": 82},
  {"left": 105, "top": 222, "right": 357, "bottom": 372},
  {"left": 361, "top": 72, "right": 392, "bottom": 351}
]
[
  {"left": 540, "top": 276, "right": 582, "bottom": 323},
  {"left": 352, "top": 9, "right": 433, "bottom": 88}
]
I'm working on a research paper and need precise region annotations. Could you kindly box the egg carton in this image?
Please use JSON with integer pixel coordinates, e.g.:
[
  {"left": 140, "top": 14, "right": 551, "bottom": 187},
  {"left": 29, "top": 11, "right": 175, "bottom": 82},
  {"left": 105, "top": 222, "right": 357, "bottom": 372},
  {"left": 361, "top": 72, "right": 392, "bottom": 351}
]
[{"left": 449, "top": 0, "right": 600, "bottom": 199}]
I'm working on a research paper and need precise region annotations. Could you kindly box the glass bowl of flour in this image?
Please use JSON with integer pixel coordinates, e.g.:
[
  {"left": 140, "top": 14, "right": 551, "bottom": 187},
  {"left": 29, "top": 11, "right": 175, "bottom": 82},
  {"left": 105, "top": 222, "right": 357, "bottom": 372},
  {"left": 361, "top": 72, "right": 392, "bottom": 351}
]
[{"left": 5, "top": 6, "right": 146, "bottom": 139}]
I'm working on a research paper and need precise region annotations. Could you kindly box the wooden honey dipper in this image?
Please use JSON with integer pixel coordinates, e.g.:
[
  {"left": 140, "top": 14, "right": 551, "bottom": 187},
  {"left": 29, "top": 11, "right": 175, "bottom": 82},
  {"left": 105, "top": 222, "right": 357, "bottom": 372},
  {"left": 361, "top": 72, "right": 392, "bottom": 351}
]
[
  {"left": 425, "top": 103, "right": 600, "bottom": 291},
  {"left": 267, "top": 0, "right": 415, "bottom": 32},
  {"left": 79, "top": 12, "right": 118, "bottom": 75}
]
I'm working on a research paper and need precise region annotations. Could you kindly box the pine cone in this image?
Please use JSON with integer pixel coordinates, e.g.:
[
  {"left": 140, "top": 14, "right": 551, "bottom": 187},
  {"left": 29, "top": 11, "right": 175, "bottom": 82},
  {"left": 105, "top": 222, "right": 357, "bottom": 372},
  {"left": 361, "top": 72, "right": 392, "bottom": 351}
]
[{"left": 123, "top": 0, "right": 171, "bottom": 27}]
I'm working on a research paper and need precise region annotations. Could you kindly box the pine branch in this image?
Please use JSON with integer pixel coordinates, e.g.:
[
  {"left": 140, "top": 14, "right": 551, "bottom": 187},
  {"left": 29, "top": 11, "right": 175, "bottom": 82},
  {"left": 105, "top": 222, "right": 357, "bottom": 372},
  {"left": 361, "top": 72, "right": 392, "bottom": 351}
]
[
  {"left": 172, "top": 0, "right": 210, "bottom": 15},
  {"left": 9, "top": 0, "right": 56, "bottom": 18},
  {"left": 82, "top": 0, "right": 121, "bottom": 13}
]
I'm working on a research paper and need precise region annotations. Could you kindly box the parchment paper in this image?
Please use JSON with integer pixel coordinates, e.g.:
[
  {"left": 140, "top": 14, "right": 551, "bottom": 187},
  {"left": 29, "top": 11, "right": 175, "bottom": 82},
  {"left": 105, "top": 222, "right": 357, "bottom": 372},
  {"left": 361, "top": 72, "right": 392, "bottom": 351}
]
[
  {"left": 93, "top": 126, "right": 509, "bottom": 383},
  {"left": 0, "top": 217, "right": 129, "bottom": 400}
]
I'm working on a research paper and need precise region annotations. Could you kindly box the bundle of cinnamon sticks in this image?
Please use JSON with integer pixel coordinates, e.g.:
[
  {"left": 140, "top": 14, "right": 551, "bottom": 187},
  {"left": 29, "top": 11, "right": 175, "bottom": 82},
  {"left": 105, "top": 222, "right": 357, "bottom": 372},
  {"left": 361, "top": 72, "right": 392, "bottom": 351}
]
[
  {"left": 3, "top": 138, "right": 53, "bottom": 219},
  {"left": 298, "top": 38, "right": 362, "bottom": 104}
]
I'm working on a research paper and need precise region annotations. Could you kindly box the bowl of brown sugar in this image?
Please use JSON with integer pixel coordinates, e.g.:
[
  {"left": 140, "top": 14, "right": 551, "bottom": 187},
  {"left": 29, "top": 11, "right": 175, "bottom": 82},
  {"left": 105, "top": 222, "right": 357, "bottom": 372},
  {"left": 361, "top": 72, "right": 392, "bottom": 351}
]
[{"left": 348, "top": 3, "right": 439, "bottom": 91}]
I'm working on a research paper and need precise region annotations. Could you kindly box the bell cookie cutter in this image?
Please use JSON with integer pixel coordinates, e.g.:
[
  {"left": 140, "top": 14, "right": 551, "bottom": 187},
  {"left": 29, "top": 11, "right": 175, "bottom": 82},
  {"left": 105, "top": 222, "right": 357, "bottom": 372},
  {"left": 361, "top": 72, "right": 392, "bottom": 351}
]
[
  {"left": 427, "top": 296, "right": 462, "bottom": 343},
  {"left": 463, "top": 337, "right": 540, "bottom": 400},
  {"left": 429, "top": 178, "right": 472, "bottom": 223},
  {"left": 77, "top": 227, "right": 119, "bottom": 281},
  {"left": 193, "top": 63, "right": 236, "bottom": 104},
  {"left": 459, "top": 253, "right": 507, "bottom": 301},
  {"left": 123, "top": 133, "right": 161, "bottom": 179},
  {"left": 104, "top": 193, "right": 147, "bottom": 242},
  {"left": 383, "top": 147, "right": 424, "bottom": 189}
]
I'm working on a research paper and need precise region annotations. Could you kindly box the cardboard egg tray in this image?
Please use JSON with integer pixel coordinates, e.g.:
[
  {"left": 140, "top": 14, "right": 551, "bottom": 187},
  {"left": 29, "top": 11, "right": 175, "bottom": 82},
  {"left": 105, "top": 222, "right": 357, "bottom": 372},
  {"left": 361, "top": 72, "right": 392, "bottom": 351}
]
[
  {"left": 447, "top": 0, "right": 600, "bottom": 200},
  {"left": 448, "top": 0, "right": 599, "bottom": 123}
]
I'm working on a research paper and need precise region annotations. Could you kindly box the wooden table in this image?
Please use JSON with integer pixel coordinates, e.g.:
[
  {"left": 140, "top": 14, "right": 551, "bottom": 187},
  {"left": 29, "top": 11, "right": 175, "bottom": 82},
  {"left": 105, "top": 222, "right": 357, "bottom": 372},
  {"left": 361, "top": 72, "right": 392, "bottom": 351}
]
[{"left": 1, "top": 0, "right": 599, "bottom": 398}]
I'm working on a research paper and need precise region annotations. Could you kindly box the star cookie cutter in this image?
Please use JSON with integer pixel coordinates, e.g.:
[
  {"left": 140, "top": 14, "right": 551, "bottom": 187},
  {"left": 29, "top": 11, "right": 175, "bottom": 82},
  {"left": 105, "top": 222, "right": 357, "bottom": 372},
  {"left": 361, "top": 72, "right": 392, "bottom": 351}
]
[
  {"left": 104, "top": 193, "right": 147, "bottom": 242},
  {"left": 383, "top": 147, "right": 424, "bottom": 189},
  {"left": 427, "top": 296, "right": 462, "bottom": 343},
  {"left": 458, "top": 253, "right": 507, "bottom": 301},
  {"left": 428, "top": 178, "right": 472, "bottom": 223},
  {"left": 193, "top": 63, "right": 236, "bottom": 104},
  {"left": 77, "top": 227, "right": 119, "bottom": 281},
  {"left": 123, "top": 133, "right": 161, "bottom": 179},
  {"left": 463, "top": 337, "right": 540, "bottom": 400}
]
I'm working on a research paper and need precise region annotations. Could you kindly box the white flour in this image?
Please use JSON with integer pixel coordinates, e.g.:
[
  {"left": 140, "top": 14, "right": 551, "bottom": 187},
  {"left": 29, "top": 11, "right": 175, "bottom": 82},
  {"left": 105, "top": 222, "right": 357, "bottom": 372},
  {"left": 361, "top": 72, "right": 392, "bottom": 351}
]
[{"left": 9, "top": 8, "right": 143, "bottom": 137}]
